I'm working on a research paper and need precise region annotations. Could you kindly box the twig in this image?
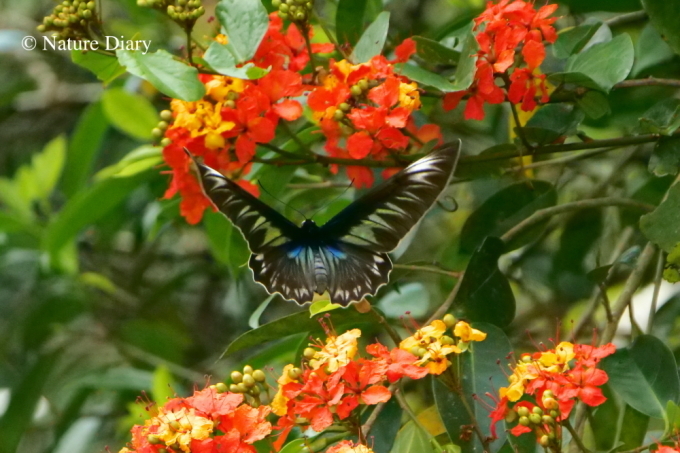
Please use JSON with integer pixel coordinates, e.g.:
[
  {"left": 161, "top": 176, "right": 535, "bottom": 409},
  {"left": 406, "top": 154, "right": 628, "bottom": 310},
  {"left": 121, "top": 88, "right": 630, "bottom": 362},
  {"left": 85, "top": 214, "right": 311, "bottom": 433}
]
[
  {"left": 615, "top": 77, "right": 680, "bottom": 89},
  {"left": 371, "top": 307, "right": 402, "bottom": 345},
  {"left": 647, "top": 250, "right": 665, "bottom": 333},
  {"left": 426, "top": 272, "right": 465, "bottom": 324},
  {"left": 601, "top": 243, "right": 657, "bottom": 344},
  {"left": 393, "top": 264, "right": 462, "bottom": 278},
  {"left": 501, "top": 198, "right": 654, "bottom": 244},
  {"left": 563, "top": 418, "right": 594, "bottom": 453},
  {"left": 604, "top": 10, "right": 648, "bottom": 27}
]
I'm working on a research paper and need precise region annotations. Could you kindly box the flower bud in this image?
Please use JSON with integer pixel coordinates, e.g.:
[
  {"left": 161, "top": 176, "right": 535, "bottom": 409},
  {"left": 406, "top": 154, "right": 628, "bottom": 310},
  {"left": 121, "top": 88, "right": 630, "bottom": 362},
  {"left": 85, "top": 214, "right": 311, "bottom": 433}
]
[
  {"left": 358, "top": 79, "right": 369, "bottom": 91},
  {"left": 539, "top": 435, "right": 550, "bottom": 447},
  {"left": 517, "top": 406, "right": 530, "bottom": 417},
  {"left": 231, "top": 371, "right": 243, "bottom": 383},
  {"left": 531, "top": 406, "right": 543, "bottom": 415},
  {"left": 243, "top": 365, "right": 254, "bottom": 375},
  {"left": 215, "top": 382, "right": 228, "bottom": 393},
  {"left": 350, "top": 85, "right": 363, "bottom": 97},
  {"left": 229, "top": 384, "right": 240, "bottom": 393},
  {"left": 160, "top": 138, "right": 172, "bottom": 147},
  {"left": 160, "top": 110, "right": 173, "bottom": 121},
  {"left": 542, "top": 397, "right": 557, "bottom": 409},
  {"left": 333, "top": 109, "right": 344, "bottom": 121},
  {"left": 519, "top": 416, "right": 530, "bottom": 426},
  {"left": 303, "top": 347, "right": 316, "bottom": 359},
  {"left": 339, "top": 102, "right": 351, "bottom": 112},
  {"left": 440, "top": 335, "right": 455, "bottom": 345},
  {"left": 252, "top": 369, "right": 266, "bottom": 382},
  {"left": 250, "top": 385, "right": 261, "bottom": 395},
  {"left": 242, "top": 374, "right": 255, "bottom": 388},
  {"left": 148, "top": 435, "right": 162, "bottom": 444},
  {"left": 442, "top": 313, "right": 456, "bottom": 328},
  {"left": 272, "top": 0, "right": 281, "bottom": 7},
  {"left": 542, "top": 415, "right": 554, "bottom": 425},
  {"left": 529, "top": 413, "right": 542, "bottom": 425},
  {"left": 170, "top": 420, "right": 181, "bottom": 431},
  {"left": 236, "top": 383, "right": 248, "bottom": 393},
  {"left": 550, "top": 410, "right": 559, "bottom": 419}
]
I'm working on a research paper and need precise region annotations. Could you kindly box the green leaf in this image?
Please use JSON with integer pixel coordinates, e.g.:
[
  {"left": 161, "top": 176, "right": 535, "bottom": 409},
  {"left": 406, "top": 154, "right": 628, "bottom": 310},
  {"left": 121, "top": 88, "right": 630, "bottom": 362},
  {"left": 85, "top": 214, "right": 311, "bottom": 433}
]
[
  {"left": 43, "top": 175, "right": 146, "bottom": 268},
  {"left": 203, "top": 42, "right": 270, "bottom": 79},
  {"left": 665, "top": 401, "right": 680, "bottom": 435},
  {"left": 117, "top": 49, "right": 205, "bottom": 101},
  {"left": 396, "top": 64, "right": 459, "bottom": 92},
  {"left": 378, "top": 282, "right": 430, "bottom": 318},
  {"left": 523, "top": 104, "right": 585, "bottom": 145},
  {"left": 101, "top": 88, "right": 159, "bottom": 140},
  {"left": 553, "top": 23, "right": 602, "bottom": 59},
  {"left": 639, "top": 99, "right": 680, "bottom": 135},
  {"left": 564, "top": 33, "right": 634, "bottom": 92},
  {"left": 640, "top": 182, "right": 680, "bottom": 252},
  {"left": 336, "top": 0, "right": 368, "bottom": 47},
  {"left": 460, "top": 181, "right": 557, "bottom": 254},
  {"left": 558, "top": 0, "right": 641, "bottom": 13},
  {"left": 618, "top": 405, "right": 649, "bottom": 450},
  {"left": 451, "top": 22, "right": 477, "bottom": 91},
  {"left": 456, "top": 237, "right": 516, "bottom": 327},
  {"left": 390, "top": 421, "right": 434, "bottom": 453},
  {"left": 248, "top": 294, "right": 275, "bottom": 329},
  {"left": 279, "top": 439, "right": 310, "bottom": 453},
  {"left": 576, "top": 90, "right": 611, "bottom": 119},
  {"left": 412, "top": 36, "right": 460, "bottom": 66},
  {"left": 601, "top": 335, "right": 680, "bottom": 419},
  {"left": 71, "top": 49, "right": 126, "bottom": 84},
  {"left": 548, "top": 71, "right": 603, "bottom": 91},
  {"left": 61, "top": 101, "right": 109, "bottom": 197},
  {"left": 365, "top": 398, "right": 402, "bottom": 453},
  {"left": 641, "top": 0, "right": 680, "bottom": 55},
  {"left": 351, "top": 11, "right": 390, "bottom": 63},
  {"left": 649, "top": 138, "right": 680, "bottom": 177},
  {"left": 203, "top": 209, "right": 250, "bottom": 273},
  {"left": 215, "top": 0, "right": 269, "bottom": 63},
  {"left": 94, "top": 145, "right": 162, "bottom": 180},
  {"left": 633, "top": 23, "right": 676, "bottom": 76},
  {"left": 434, "top": 323, "right": 512, "bottom": 453},
  {"left": 308, "top": 300, "right": 342, "bottom": 316},
  {"left": 223, "top": 308, "right": 377, "bottom": 356},
  {"left": 29, "top": 134, "right": 67, "bottom": 202},
  {"left": 589, "top": 384, "right": 620, "bottom": 451},
  {"left": 0, "top": 352, "right": 60, "bottom": 453},
  {"left": 152, "top": 365, "right": 176, "bottom": 404}
]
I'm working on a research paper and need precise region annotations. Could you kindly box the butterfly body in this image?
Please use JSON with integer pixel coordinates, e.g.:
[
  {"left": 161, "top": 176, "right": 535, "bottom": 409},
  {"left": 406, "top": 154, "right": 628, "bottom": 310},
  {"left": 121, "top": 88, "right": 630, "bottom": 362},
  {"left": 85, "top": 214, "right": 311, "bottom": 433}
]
[{"left": 189, "top": 141, "right": 461, "bottom": 306}]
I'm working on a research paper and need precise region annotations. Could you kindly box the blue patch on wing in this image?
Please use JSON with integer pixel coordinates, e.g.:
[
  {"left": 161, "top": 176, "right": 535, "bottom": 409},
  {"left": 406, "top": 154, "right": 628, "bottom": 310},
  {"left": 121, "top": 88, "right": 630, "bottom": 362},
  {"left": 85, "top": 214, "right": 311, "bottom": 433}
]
[
  {"left": 287, "top": 245, "right": 304, "bottom": 258},
  {"left": 326, "top": 245, "right": 346, "bottom": 259}
]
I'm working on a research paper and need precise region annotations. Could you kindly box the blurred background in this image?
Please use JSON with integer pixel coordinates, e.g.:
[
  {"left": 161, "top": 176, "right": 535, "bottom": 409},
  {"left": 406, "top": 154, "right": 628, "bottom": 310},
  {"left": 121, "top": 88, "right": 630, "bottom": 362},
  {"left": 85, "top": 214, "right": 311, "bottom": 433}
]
[{"left": 0, "top": 0, "right": 679, "bottom": 451}]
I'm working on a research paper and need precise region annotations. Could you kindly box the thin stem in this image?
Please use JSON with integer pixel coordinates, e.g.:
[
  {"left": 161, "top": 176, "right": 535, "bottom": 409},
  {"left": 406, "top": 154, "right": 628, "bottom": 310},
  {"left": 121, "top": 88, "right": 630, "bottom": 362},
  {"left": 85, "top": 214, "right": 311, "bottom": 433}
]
[
  {"left": 604, "top": 10, "right": 648, "bottom": 27},
  {"left": 393, "top": 387, "right": 444, "bottom": 451},
  {"left": 614, "top": 77, "right": 680, "bottom": 89},
  {"left": 259, "top": 142, "right": 304, "bottom": 159},
  {"left": 393, "top": 264, "right": 462, "bottom": 278},
  {"left": 314, "top": 11, "right": 350, "bottom": 60},
  {"left": 185, "top": 26, "right": 194, "bottom": 65},
  {"left": 301, "top": 23, "right": 318, "bottom": 78},
  {"left": 563, "top": 418, "right": 594, "bottom": 453},
  {"left": 370, "top": 306, "right": 402, "bottom": 345},
  {"left": 647, "top": 249, "right": 665, "bottom": 333},
  {"left": 601, "top": 243, "right": 657, "bottom": 344},
  {"left": 281, "top": 121, "right": 312, "bottom": 154},
  {"left": 506, "top": 148, "right": 617, "bottom": 172},
  {"left": 426, "top": 272, "right": 465, "bottom": 324},
  {"left": 501, "top": 198, "right": 654, "bottom": 244}
]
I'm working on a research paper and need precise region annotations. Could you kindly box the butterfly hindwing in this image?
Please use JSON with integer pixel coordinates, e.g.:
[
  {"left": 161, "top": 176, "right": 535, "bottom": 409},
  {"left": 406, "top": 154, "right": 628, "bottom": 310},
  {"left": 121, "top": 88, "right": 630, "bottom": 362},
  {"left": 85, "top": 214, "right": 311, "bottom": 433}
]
[{"left": 320, "top": 143, "right": 461, "bottom": 253}]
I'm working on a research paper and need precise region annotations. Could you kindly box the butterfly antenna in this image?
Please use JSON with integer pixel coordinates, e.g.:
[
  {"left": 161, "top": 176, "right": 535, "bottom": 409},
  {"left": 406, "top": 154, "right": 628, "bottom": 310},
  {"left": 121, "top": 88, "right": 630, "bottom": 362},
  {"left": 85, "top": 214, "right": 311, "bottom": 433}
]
[
  {"left": 257, "top": 180, "right": 308, "bottom": 221},
  {"left": 309, "top": 178, "right": 355, "bottom": 220}
]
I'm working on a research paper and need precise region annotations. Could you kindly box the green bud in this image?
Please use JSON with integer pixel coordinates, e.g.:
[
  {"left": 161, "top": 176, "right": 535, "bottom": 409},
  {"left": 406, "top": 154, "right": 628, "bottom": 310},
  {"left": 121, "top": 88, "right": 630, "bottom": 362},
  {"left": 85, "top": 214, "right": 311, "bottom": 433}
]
[
  {"left": 542, "top": 415, "right": 554, "bottom": 425},
  {"left": 333, "top": 109, "right": 344, "bottom": 121},
  {"left": 517, "top": 406, "right": 530, "bottom": 417},
  {"left": 442, "top": 313, "right": 456, "bottom": 328},
  {"left": 229, "top": 384, "right": 240, "bottom": 393},
  {"left": 358, "top": 79, "right": 368, "bottom": 91},
  {"left": 339, "top": 102, "right": 351, "bottom": 112},
  {"left": 148, "top": 434, "right": 162, "bottom": 444},
  {"left": 242, "top": 374, "right": 256, "bottom": 388},
  {"left": 160, "top": 137, "right": 172, "bottom": 147},
  {"left": 279, "top": 3, "right": 289, "bottom": 12},
  {"left": 252, "top": 369, "right": 266, "bottom": 382},
  {"left": 236, "top": 383, "right": 248, "bottom": 393},
  {"left": 550, "top": 410, "right": 559, "bottom": 419},
  {"left": 250, "top": 385, "right": 261, "bottom": 395},
  {"left": 215, "top": 382, "right": 228, "bottom": 393},
  {"left": 87, "top": 1, "right": 95, "bottom": 9},
  {"left": 272, "top": 0, "right": 281, "bottom": 7},
  {"left": 529, "top": 413, "right": 542, "bottom": 425},
  {"left": 295, "top": 11, "right": 305, "bottom": 21},
  {"left": 225, "top": 100, "right": 236, "bottom": 109},
  {"left": 160, "top": 109, "right": 173, "bottom": 121},
  {"left": 303, "top": 347, "right": 316, "bottom": 359},
  {"left": 539, "top": 435, "right": 550, "bottom": 447},
  {"left": 157, "top": 120, "right": 169, "bottom": 130},
  {"left": 152, "top": 128, "right": 163, "bottom": 138},
  {"left": 532, "top": 406, "right": 543, "bottom": 415},
  {"left": 518, "top": 416, "right": 530, "bottom": 426},
  {"left": 278, "top": 11, "right": 288, "bottom": 19},
  {"left": 243, "top": 365, "right": 254, "bottom": 375},
  {"left": 231, "top": 371, "right": 243, "bottom": 383},
  {"left": 350, "top": 85, "right": 363, "bottom": 97}
]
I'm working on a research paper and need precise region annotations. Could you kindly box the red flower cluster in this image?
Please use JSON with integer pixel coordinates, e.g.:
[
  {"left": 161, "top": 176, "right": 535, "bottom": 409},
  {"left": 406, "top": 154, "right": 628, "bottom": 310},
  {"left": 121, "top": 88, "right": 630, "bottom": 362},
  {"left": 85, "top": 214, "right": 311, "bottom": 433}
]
[
  {"left": 308, "top": 40, "right": 443, "bottom": 188},
  {"left": 119, "top": 386, "right": 271, "bottom": 453},
  {"left": 161, "top": 13, "right": 333, "bottom": 224},
  {"left": 444, "top": 0, "right": 558, "bottom": 120},
  {"left": 271, "top": 328, "right": 428, "bottom": 449},
  {"left": 489, "top": 341, "right": 615, "bottom": 445}
]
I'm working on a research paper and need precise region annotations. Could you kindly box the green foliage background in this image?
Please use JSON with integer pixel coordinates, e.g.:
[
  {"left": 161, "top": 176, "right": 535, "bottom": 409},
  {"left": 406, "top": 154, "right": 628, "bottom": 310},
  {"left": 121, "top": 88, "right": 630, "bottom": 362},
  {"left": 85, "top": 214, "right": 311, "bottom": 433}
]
[{"left": 1, "top": 0, "right": 680, "bottom": 452}]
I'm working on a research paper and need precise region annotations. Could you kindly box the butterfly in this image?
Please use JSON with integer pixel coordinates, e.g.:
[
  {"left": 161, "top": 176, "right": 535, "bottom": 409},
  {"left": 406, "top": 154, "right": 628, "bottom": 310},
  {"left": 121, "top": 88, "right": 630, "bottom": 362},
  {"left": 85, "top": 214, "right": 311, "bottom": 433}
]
[{"left": 188, "top": 141, "right": 461, "bottom": 306}]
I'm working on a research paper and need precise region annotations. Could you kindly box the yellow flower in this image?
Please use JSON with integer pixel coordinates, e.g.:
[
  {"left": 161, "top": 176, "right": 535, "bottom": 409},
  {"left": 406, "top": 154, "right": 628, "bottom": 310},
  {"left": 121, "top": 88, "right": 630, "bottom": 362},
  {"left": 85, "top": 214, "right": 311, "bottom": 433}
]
[
  {"left": 453, "top": 321, "right": 487, "bottom": 342},
  {"left": 399, "top": 320, "right": 447, "bottom": 351},
  {"left": 311, "top": 329, "right": 361, "bottom": 372},
  {"left": 214, "top": 34, "right": 228, "bottom": 45},
  {"left": 204, "top": 75, "right": 245, "bottom": 102},
  {"left": 170, "top": 99, "right": 235, "bottom": 149},
  {"left": 156, "top": 408, "right": 213, "bottom": 452},
  {"left": 538, "top": 341, "right": 574, "bottom": 372},
  {"left": 118, "top": 449, "right": 133, "bottom": 453},
  {"left": 417, "top": 341, "right": 460, "bottom": 375},
  {"left": 272, "top": 364, "right": 296, "bottom": 416},
  {"left": 398, "top": 81, "right": 421, "bottom": 110}
]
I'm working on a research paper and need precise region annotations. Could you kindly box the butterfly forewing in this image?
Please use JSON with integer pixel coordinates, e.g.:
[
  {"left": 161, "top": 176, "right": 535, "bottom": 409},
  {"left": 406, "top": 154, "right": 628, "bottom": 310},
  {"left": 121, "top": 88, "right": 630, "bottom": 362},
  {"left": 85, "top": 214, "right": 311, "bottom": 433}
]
[
  {"left": 190, "top": 159, "right": 300, "bottom": 254},
  {"left": 320, "top": 143, "right": 461, "bottom": 253}
]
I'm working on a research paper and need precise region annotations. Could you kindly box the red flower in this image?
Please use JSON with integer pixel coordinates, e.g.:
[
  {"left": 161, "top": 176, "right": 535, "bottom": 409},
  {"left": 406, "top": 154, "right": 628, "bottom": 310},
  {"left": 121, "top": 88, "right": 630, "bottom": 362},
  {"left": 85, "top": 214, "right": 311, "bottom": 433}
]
[{"left": 394, "top": 37, "right": 417, "bottom": 63}]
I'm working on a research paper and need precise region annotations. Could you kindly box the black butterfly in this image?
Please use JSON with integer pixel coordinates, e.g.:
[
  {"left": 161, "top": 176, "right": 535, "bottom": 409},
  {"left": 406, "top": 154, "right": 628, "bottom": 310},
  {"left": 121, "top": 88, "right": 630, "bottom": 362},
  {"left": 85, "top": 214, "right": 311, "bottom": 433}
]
[{"left": 188, "top": 141, "right": 461, "bottom": 306}]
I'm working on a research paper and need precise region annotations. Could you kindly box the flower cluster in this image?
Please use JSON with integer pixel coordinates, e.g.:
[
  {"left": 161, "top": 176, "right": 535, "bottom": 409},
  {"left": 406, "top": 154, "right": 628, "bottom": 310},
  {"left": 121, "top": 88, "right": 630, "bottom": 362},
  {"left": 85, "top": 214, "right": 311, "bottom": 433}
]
[
  {"left": 161, "top": 14, "right": 333, "bottom": 224},
  {"left": 308, "top": 40, "right": 443, "bottom": 188},
  {"left": 489, "top": 341, "right": 615, "bottom": 448},
  {"left": 272, "top": 319, "right": 485, "bottom": 449},
  {"left": 444, "top": 0, "right": 558, "bottom": 120},
  {"left": 119, "top": 385, "right": 271, "bottom": 453}
]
